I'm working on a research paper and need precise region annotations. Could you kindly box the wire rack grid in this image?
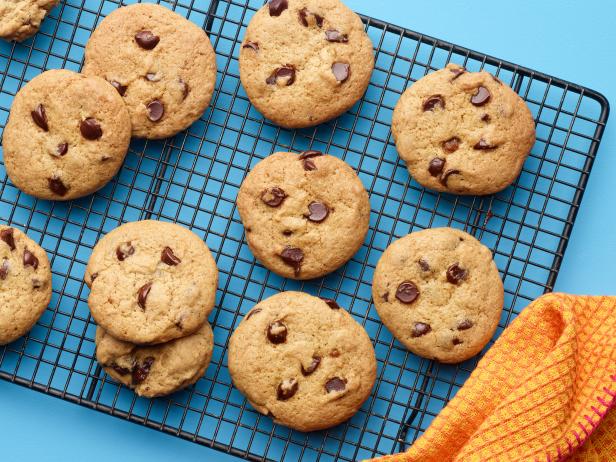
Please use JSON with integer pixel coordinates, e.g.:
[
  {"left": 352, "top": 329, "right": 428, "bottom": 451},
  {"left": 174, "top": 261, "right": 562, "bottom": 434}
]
[{"left": 0, "top": 0, "right": 609, "bottom": 461}]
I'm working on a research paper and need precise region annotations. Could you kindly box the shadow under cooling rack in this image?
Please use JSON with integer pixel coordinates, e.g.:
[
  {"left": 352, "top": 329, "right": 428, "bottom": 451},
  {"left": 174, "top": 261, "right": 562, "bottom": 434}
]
[{"left": 0, "top": 0, "right": 609, "bottom": 461}]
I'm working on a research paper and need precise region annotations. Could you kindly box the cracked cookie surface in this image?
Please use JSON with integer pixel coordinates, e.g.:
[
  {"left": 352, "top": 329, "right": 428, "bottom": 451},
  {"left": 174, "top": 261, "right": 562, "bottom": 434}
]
[
  {"left": 85, "top": 220, "right": 218, "bottom": 345},
  {"left": 3, "top": 69, "right": 131, "bottom": 200},
  {"left": 0, "top": 226, "right": 52, "bottom": 345},
  {"left": 237, "top": 151, "right": 370, "bottom": 280},
  {"left": 239, "top": 0, "right": 374, "bottom": 128},
  {"left": 228, "top": 291, "right": 376, "bottom": 432},
  {"left": 373, "top": 227, "right": 504, "bottom": 363},
  {"left": 392, "top": 63, "right": 536, "bottom": 195},
  {"left": 83, "top": 3, "right": 217, "bottom": 139},
  {"left": 0, "top": 0, "right": 58, "bottom": 42},
  {"left": 96, "top": 322, "right": 213, "bottom": 397}
]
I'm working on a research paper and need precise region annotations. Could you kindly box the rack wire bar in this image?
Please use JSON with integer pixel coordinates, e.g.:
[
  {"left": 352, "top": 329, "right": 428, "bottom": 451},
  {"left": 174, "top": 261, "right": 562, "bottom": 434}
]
[{"left": 0, "top": 0, "right": 609, "bottom": 461}]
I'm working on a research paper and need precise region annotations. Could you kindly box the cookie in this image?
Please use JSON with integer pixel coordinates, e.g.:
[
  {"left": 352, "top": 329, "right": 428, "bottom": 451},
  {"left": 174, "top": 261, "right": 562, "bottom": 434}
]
[
  {"left": 392, "top": 64, "right": 536, "bottom": 195},
  {"left": 0, "top": 226, "right": 52, "bottom": 345},
  {"left": 372, "top": 227, "right": 503, "bottom": 363},
  {"left": 85, "top": 220, "right": 218, "bottom": 345},
  {"left": 96, "top": 322, "right": 213, "bottom": 398},
  {"left": 0, "top": 0, "right": 58, "bottom": 42},
  {"left": 237, "top": 151, "right": 370, "bottom": 280},
  {"left": 2, "top": 69, "right": 131, "bottom": 201},
  {"left": 228, "top": 291, "right": 376, "bottom": 431},
  {"left": 239, "top": 0, "right": 374, "bottom": 128},
  {"left": 82, "top": 3, "right": 217, "bottom": 139}
]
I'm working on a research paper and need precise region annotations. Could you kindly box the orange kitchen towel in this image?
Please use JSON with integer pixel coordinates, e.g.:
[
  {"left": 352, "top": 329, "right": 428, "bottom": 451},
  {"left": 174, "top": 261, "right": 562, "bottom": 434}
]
[{"left": 373, "top": 294, "right": 616, "bottom": 462}]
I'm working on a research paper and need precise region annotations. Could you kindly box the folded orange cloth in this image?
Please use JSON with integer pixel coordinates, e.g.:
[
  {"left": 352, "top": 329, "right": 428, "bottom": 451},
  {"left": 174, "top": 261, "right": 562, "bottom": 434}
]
[{"left": 373, "top": 294, "right": 616, "bottom": 462}]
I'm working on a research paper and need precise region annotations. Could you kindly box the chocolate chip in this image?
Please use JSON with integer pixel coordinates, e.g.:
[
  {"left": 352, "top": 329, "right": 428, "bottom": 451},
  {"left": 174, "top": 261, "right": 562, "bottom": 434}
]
[
  {"left": 298, "top": 8, "right": 323, "bottom": 27},
  {"left": 90, "top": 272, "right": 98, "bottom": 282},
  {"left": 276, "top": 378, "right": 298, "bottom": 400},
  {"left": 1, "top": 228, "right": 16, "bottom": 251},
  {"left": 457, "top": 319, "right": 474, "bottom": 330},
  {"left": 48, "top": 177, "right": 68, "bottom": 196},
  {"left": 439, "top": 169, "right": 460, "bottom": 186},
  {"left": 23, "top": 249, "right": 38, "bottom": 270},
  {"left": 268, "top": 0, "right": 288, "bottom": 17},
  {"left": 245, "top": 308, "right": 262, "bottom": 320},
  {"left": 243, "top": 41, "right": 259, "bottom": 52},
  {"left": 450, "top": 67, "right": 466, "bottom": 80},
  {"left": 116, "top": 243, "right": 135, "bottom": 261},
  {"left": 179, "top": 79, "right": 189, "bottom": 100},
  {"left": 325, "top": 377, "right": 346, "bottom": 393},
  {"left": 474, "top": 139, "right": 497, "bottom": 150},
  {"left": 32, "top": 278, "right": 43, "bottom": 289},
  {"left": 137, "top": 282, "right": 152, "bottom": 310},
  {"left": 111, "top": 363, "right": 131, "bottom": 376},
  {"left": 282, "top": 230, "right": 293, "bottom": 236},
  {"left": 428, "top": 158, "right": 445, "bottom": 177},
  {"left": 132, "top": 357, "right": 154, "bottom": 384},
  {"left": 146, "top": 100, "right": 164, "bottom": 122},
  {"left": 135, "top": 31, "right": 159, "bottom": 50},
  {"left": 446, "top": 263, "right": 468, "bottom": 284},
  {"left": 267, "top": 320, "right": 288, "bottom": 344},
  {"left": 442, "top": 137, "right": 460, "bottom": 153},
  {"left": 266, "top": 65, "right": 296, "bottom": 86},
  {"left": 80, "top": 118, "right": 102, "bottom": 140},
  {"left": 31, "top": 104, "right": 48, "bottom": 131},
  {"left": 261, "top": 187, "right": 287, "bottom": 207},
  {"left": 145, "top": 72, "right": 162, "bottom": 82},
  {"left": 301, "top": 356, "right": 321, "bottom": 376},
  {"left": 418, "top": 258, "right": 430, "bottom": 272},
  {"left": 471, "top": 86, "right": 491, "bottom": 106},
  {"left": 161, "top": 246, "right": 181, "bottom": 266},
  {"left": 110, "top": 80, "right": 127, "bottom": 96},
  {"left": 298, "top": 150, "right": 323, "bottom": 160},
  {"left": 330, "top": 348, "right": 340, "bottom": 357},
  {"left": 382, "top": 292, "right": 389, "bottom": 302},
  {"left": 332, "top": 62, "right": 350, "bottom": 83},
  {"left": 396, "top": 281, "right": 419, "bottom": 304},
  {"left": 411, "top": 322, "right": 431, "bottom": 338},
  {"left": 305, "top": 202, "right": 329, "bottom": 223},
  {"left": 452, "top": 338, "right": 464, "bottom": 345},
  {"left": 321, "top": 298, "right": 340, "bottom": 310},
  {"left": 56, "top": 143, "right": 68, "bottom": 156},
  {"left": 0, "top": 259, "right": 9, "bottom": 280},
  {"left": 481, "top": 113, "right": 490, "bottom": 122},
  {"left": 423, "top": 95, "right": 444, "bottom": 111},
  {"left": 279, "top": 246, "right": 303, "bottom": 276},
  {"left": 325, "top": 29, "right": 348, "bottom": 42}
]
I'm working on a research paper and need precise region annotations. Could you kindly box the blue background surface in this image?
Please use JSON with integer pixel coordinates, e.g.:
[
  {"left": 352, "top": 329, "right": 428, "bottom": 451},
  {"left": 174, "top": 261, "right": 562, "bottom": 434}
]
[{"left": 1, "top": 0, "right": 614, "bottom": 460}]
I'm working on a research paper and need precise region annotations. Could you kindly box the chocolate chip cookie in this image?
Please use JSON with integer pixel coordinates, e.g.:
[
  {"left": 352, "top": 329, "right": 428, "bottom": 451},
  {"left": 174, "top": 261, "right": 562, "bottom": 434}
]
[
  {"left": 237, "top": 151, "right": 370, "bottom": 280},
  {"left": 239, "top": 0, "right": 374, "bottom": 128},
  {"left": 2, "top": 69, "right": 131, "bottom": 201},
  {"left": 85, "top": 220, "right": 218, "bottom": 345},
  {"left": 96, "top": 322, "right": 213, "bottom": 398},
  {"left": 392, "top": 64, "right": 536, "bottom": 195},
  {"left": 0, "top": 0, "right": 58, "bottom": 42},
  {"left": 0, "top": 226, "right": 52, "bottom": 345},
  {"left": 228, "top": 292, "right": 376, "bottom": 431},
  {"left": 372, "top": 227, "right": 504, "bottom": 363},
  {"left": 83, "top": 3, "right": 217, "bottom": 139}
]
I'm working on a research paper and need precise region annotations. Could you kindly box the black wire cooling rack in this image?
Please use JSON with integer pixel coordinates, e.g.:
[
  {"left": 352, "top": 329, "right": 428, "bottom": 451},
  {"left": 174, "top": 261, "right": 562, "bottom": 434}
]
[{"left": 0, "top": 0, "right": 610, "bottom": 461}]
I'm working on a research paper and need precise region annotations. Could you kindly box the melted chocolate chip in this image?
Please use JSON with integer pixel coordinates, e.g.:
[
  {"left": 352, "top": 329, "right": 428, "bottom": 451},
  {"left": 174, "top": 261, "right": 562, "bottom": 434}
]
[
  {"left": 245, "top": 308, "right": 262, "bottom": 320},
  {"left": 305, "top": 202, "right": 329, "bottom": 223},
  {"left": 325, "top": 29, "right": 348, "bottom": 43},
  {"left": 442, "top": 137, "right": 460, "bottom": 153},
  {"left": 116, "top": 243, "right": 135, "bottom": 261},
  {"left": 112, "top": 363, "right": 131, "bottom": 376},
  {"left": 266, "top": 65, "right": 296, "bottom": 86},
  {"left": 428, "top": 158, "right": 445, "bottom": 177},
  {"left": 48, "top": 177, "right": 68, "bottom": 196},
  {"left": 268, "top": 0, "right": 288, "bottom": 17},
  {"left": 1, "top": 228, "right": 16, "bottom": 251},
  {"left": 395, "top": 281, "right": 419, "bottom": 304},
  {"left": 457, "top": 319, "right": 474, "bottom": 330},
  {"left": 418, "top": 258, "right": 430, "bottom": 272},
  {"left": 80, "top": 118, "right": 103, "bottom": 140},
  {"left": 137, "top": 282, "right": 152, "bottom": 310},
  {"left": 261, "top": 187, "right": 287, "bottom": 207},
  {"left": 31, "top": 104, "right": 48, "bottom": 131},
  {"left": 132, "top": 357, "right": 155, "bottom": 384},
  {"left": 423, "top": 95, "right": 444, "bottom": 111},
  {"left": 450, "top": 67, "right": 466, "bottom": 80},
  {"left": 0, "top": 259, "right": 9, "bottom": 280},
  {"left": 161, "top": 246, "right": 181, "bottom": 266},
  {"left": 299, "top": 151, "right": 323, "bottom": 171},
  {"left": 279, "top": 246, "right": 303, "bottom": 276},
  {"left": 481, "top": 113, "right": 490, "bottom": 122},
  {"left": 298, "top": 150, "right": 323, "bottom": 160},
  {"left": 411, "top": 322, "right": 431, "bottom": 338},
  {"left": 243, "top": 41, "right": 259, "bottom": 52},
  {"left": 298, "top": 8, "right": 323, "bottom": 27},
  {"left": 56, "top": 143, "right": 68, "bottom": 156},
  {"left": 325, "top": 377, "right": 346, "bottom": 393},
  {"left": 474, "top": 139, "right": 497, "bottom": 150},
  {"left": 471, "top": 86, "right": 491, "bottom": 106},
  {"left": 277, "top": 378, "right": 298, "bottom": 400},
  {"left": 446, "top": 263, "right": 467, "bottom": 284},
  {"left": 321, "top": 298, "right": 340, "bottom": 310},
  {"left": 23, "top": 249, "right": 38, "bottom": 270},
  {"left": 452, "top": 338, "right": 464, "bottom": 346},
  {"left": 179, "top": 79, "right": 189, "bottom": 100},
  {"left": 282, "top": 230, "right": 293, "bottom": 236},
  {"left": 382, "top": 292, "right": 389, "bottom": 302},
  {"left": 332, "top": 62, "right": 350, "bottom": 83},
  {"left": 439, "top": 169, "right": 460, "bottom": 186},
  {"left": 301, "top": 356, "right": 321, "bottom": 376},
  {"left": 110, "top": 81, "right": 127, "bottom": 96},
  {"left": 146, "top": 100, "right": 164, "bottom": 122},
  {"left": 135, "top": 31, "right": 159, "bottom": 50},
  {"left": 267, "top": 320, "right": 288, "bottom": 344}
]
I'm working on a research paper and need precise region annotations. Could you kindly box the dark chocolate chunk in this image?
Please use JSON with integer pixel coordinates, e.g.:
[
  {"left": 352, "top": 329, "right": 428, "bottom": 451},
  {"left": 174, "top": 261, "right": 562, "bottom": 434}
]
[
  {"left": 382, "top": 292, "right": 389, "bottom": 302},
  {"left": 298, "top": 150, "right": 323, "bottom": 160},
  {"left": 179, "top": 79, "right": 189, "bottom": 100},
  {"left": 111, "top": 363, "right": 131, "bottom": 376},
  {"left": 279, "top": 246, "right": 303, "bottom": 276},
  {"left": 411, "top": 322, "right": 431, "bottom": 338},
  {"left": 301, "top": 356, "right": 321, "bottom": 376},
  {"left": 439, "top": 169, "right": 460, "bottom": 186},
  {"left": 442, "top": 137, "right": 460, "bottom": 153},
  {"left": 282, "top": 230, "right": 293, "bottom": 236},
  {"left": 261, "top": 187, "right": 287, "bottom": 207},
  {"left": 110, "top": 80, "right": 127, "bottom": 96},
  {"left": 446, "top": 263, "right": 468, "bottom": 284},
  {"left": 267, "top": 320, "right": 288, "bottom": 344},
  {"left": 132, "top": 357, "right": 155, "bottom": 384},
  {"left": 23, "top": 249, "right": 38, "bottom": 270},
  {"left": 0, "top": 228, "right": 16, "bottom": 251},
  {"left": 137, "top": 282, "right": 152, "bottom": 310},
  {"left": 423, "top": 95, "right": 444, "bottom": 111},
  {"left": 0, "top": 259, "right": 9, "bottom": 280},
  {"left": 474, "top": 139, "right": 497, "bottom": 150},
  {"left": 321, "top": 298, "right": 340, "bottom": 310},
  {"left": 277, "top": 378, "right": 298, "bottom": 400},
  {"left": 325, "top": 377, "right": 346, "bottom": 393},
  {"left": 266, "top": 65, "right": 296, "bottom": 86},
  {"left": 135, "top": 31, "right": 159, "bottom": 50},
  {"left": 268, "top": 0, "right": 288, "bottom": 17},
  {"left": 90, "top": 272, "right": 98, "bottom": 282},
  {"left": 471, "top": 86, "right": 491, "bottom": 106},
  {"left": 243, "top": 41, "right": 259, "bottom": 52},
  {"left": 457, "top": 319, "right": 474, "bottom": 330},
  {"left": 48, "top": 177, "right": 68, "bottom": 196},
  {"left": 116, "top": 243, "right": 135, "bottom": 261},
  {"left": 418, "top": 258, "right": 430, "bottom": 272},
  {"left": 299, "top": 151, "right": 323, "bottom": 170},
  {"left": 161, "top": 246, "right": 181, "bottom": 266},
  {"left": 31, "top": 104, "right": 48, "bottom": 131},
  {"left": 146, "top": 100, "right": 164, "bottom": 122},
  {"left": 298, "top": 8, "right": 323, "bottom": 27},
  {"left": 56, "top": 143, "right": 68, "bottom": 156},
  {"left": 332, "top": 62, "right": 350, "bottom": 83},
  {"left": 395, "top": 281, "right": 419, "bottom": 304},
  {"left": 450, "top": 67, "right": 466, "bottom": 80},
  {"left": 245, "top": 308, "right": 262, "bottom": 320},
  {"left": 325, "top": 29, "right": 348, "bottom": 43},
  {"left": 428, "top": 158, "right": 445, "bottom": 177},
  {"left": 80, "top": 118, "right": 103, "bottom": 140},
  {"left": 481, "top": 113, "right": 490, "bottom": 122},
  {"left": 305, "top": 202, "right": 329, "bottom": 223},
  {"left": 452, "top": 338, "right": 464, "bottom": 346}
]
